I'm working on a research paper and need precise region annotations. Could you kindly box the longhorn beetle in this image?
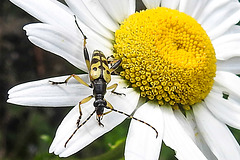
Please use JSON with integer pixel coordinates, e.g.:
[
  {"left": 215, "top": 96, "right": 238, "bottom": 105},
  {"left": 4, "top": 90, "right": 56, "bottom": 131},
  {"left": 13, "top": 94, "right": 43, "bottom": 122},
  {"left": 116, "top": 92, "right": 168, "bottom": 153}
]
[{"left": 50, "top": 15, "right": 158, "bottom": 148}]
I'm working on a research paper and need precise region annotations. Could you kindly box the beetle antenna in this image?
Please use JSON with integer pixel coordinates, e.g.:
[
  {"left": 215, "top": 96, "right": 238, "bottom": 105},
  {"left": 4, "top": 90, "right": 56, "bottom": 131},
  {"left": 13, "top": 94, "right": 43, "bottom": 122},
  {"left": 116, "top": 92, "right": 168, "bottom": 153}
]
[
  {"left": 74, "top": 15, "right": 87, "bottom": 40},
  {"left": 106, "top": 107, "right": 158, "bottom": 138},
  {"left": 65, "top": 110, "right": 96, "bottom": 148}
]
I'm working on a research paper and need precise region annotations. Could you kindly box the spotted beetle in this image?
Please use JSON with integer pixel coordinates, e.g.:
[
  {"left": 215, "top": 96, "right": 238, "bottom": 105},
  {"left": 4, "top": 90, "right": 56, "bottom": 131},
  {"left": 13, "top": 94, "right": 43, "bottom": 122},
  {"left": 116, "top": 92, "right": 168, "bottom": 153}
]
[{"left": 50, "top": 15, "right": 158, "bottom": 147}]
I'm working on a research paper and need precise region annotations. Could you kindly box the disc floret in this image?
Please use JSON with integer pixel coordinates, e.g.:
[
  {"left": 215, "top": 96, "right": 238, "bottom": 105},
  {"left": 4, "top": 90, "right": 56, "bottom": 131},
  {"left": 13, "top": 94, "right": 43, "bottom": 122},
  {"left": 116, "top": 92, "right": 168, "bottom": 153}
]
[{"left": 114, "top": 7, "right": 216, "bottom": 108}]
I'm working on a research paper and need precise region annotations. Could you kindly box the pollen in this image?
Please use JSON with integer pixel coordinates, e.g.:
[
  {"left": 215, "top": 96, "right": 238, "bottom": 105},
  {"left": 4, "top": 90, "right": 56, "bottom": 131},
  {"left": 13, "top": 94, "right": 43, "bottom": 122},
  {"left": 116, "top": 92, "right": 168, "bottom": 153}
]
[{"left": 114, "top": 7, "right": 216, "bottom": 108}]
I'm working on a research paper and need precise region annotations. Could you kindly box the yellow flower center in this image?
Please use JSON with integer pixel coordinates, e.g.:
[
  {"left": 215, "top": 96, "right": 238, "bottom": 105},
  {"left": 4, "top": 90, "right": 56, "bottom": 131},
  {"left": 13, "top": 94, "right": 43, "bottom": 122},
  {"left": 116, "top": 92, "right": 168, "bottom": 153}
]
[{"left": 113, "top": 7, "right": 216, "bottom": 109}]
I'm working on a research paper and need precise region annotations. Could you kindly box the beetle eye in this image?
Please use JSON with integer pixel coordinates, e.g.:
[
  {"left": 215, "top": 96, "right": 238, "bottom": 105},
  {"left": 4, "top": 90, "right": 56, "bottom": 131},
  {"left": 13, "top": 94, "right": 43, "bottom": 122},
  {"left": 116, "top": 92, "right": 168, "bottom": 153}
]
[
  {"left": 93, "top": 101, "right": 98, "bottom": 107},
  {"left": 103, "top": 100, "right": 107, "bottom": 105},
  {"left": 94, "top": 99, "right": 107, "bottom": 107},
  {"left": 98, "top": 103, "right": 106, "bottom": 108}
]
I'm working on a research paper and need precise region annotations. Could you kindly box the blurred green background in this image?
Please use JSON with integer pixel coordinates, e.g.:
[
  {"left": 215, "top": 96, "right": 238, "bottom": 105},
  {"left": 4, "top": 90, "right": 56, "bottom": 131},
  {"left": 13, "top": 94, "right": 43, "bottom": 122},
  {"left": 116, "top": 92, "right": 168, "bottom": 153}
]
[{"left": 1, "top": 0, "right": 240, "bottom": 160}]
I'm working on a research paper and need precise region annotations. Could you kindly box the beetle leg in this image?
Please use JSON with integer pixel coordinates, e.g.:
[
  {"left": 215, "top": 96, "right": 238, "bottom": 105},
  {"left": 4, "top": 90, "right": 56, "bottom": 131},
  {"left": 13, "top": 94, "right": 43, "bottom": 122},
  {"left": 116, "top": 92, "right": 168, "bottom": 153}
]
[
  {"left": 107, "top": 83, "right": 118, "bottom": 92},
  {"left": 107, "top": 83, "right": 126, "bottom": 96},
  {"left": 103, "top": 100, "right": 113, "bottom": 115},
  {"left": 104, "top": 105, "right": 159, "bottom": 138},
  {"left": 65, "top": 109, "right": 96, "bottom": 148},
  {"left": 109, "top": 59, "right": 122, "bottom": 73},
  {"left": 65, "top": 95, "right": 94, "bottom": 148},
  {"left": 76, "top": 95, "right": 94, "bottom": 127},
  {"left": 107, "top": 55, "right": 114, "bottom": 62},
  {"left": 107, "top": 55, "right": 117, "bottom": 66},
  {"left": 49, "top": 74, "right": 91, "bottom": 88}
]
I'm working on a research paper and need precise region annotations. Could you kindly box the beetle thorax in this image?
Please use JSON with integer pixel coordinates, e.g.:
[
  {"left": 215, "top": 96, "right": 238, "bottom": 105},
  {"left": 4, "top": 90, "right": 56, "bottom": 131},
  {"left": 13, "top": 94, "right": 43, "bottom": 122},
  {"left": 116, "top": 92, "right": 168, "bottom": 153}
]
[{"left": 92, "top": 79, "right": 107, "bottom": 96}]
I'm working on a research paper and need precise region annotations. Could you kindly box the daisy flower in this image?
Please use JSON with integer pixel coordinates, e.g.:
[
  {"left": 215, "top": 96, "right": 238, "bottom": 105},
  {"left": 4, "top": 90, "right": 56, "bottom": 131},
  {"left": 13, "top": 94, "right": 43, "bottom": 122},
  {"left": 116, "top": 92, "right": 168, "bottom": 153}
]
[{"left": 8, "top": 0, "right": 240, "bottom": 159}]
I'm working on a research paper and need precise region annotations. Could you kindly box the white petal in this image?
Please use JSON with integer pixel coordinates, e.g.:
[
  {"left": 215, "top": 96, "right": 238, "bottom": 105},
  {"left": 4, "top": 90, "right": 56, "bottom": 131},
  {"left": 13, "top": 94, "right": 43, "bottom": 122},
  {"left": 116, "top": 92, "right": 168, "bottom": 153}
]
[
  {"left": 217, "top": 58, "right": 240, "bottom": 74},
  {"left": 214, "top": 71, "right": 240, "bottom": 99},
  {"left": 193, "top": 102, "right": 240, "bottom": 159},
  {"left": 128, "top": 0, "right": 136, "bottom": 16},
  {"left": 65, "top": 0, "right": 114, "bottom": 40},
  {"left": 212, "top": 76, "right": 240, "bottom": 106},
  {"left": 49, "top": 88, "right": 140, "bottom": 157},
  {"left": 99, "top": 0, "right": 135, "bottom": 24},
  {"left": 186, "top": 111, "right": 217, "bottom": 160},
  {"left": 173, "top": 110, "right": 195, "bottom": 141},
  {"left": 205, "top": 91, "right": 240, "bottom": 130},
  {"left": 142, "top": 0, "right": 161, "bottom": 9},
  {"left": 8, "top": 75, "right": 91, "bottom": 107},
  {"left": 24, "top": 23, "right": 87, "bottom": 71},
  {"left": 161, "top": 107, "right": 207, "bottom": 160},
  {"left": 125, "top": 102, "right": 163, "bottom": 160},
  {"left": 178, "top": 0, "right": 208, "bottom": 19},
  {"left": 213, "top": 33, "right": 240, "bottom": 60},
  {"left": 8, "top": 75, "right": 127, "bottom": 107},
  {"left": 110, "top": 75, "right": 130, "bottom": 89},
  {"left": 81, "top": 0, "right": 119, "bottom": 31},
  {"left": 24, "top": 23, "right": 113, "bottom": 70},
  {"left": 198, "top": 0, "right": 240, "bottom": 39},
  {"left": 224, "top": 25, "right": 240, "bottom": 34},
  {"left": 174, "top": 109, "right": 217, "bottom": 159},
  {"left": 161, "top": 0, "right": 179, "bottom": 9},
  {"left": 190, "top": 0, "right": 208, "bottom": 19},
  {"left": 213, "top": 25, "right": 240, "bottom": 44},
  {"left": 10, "top": 0, "right": 75, "bottom": 32},
  {"left": 72, "top": 17, "right": 114, "bottom": 50}
]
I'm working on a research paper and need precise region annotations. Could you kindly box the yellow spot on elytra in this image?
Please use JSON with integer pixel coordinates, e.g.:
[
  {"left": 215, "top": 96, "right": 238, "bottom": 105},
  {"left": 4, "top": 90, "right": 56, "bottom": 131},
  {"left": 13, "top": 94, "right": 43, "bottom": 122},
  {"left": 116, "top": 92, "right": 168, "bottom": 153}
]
[{"left": 114, "top": 7, "right": 216, "bottom": 109}]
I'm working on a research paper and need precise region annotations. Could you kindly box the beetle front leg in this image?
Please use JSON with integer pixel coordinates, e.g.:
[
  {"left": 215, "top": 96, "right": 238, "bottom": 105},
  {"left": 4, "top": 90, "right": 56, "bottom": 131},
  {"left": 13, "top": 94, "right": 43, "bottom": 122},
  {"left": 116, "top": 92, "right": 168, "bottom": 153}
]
[{"left": 109, "top": 59, "right": 122, "bottom": 73}]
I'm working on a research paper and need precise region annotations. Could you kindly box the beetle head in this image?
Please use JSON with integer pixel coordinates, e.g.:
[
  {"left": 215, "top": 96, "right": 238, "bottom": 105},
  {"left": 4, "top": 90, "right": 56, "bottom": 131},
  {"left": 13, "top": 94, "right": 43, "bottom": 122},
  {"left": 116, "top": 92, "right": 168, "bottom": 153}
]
[{"left": 94, "top": 99, "right": 107, "bottom": 126}]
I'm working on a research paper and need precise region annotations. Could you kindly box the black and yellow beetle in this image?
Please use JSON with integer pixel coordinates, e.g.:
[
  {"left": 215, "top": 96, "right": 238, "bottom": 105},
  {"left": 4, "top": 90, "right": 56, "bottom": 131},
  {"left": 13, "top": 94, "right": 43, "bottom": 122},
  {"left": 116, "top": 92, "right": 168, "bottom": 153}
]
[{"left": 50, "top": 16, "right": 158, "bottom": 147}]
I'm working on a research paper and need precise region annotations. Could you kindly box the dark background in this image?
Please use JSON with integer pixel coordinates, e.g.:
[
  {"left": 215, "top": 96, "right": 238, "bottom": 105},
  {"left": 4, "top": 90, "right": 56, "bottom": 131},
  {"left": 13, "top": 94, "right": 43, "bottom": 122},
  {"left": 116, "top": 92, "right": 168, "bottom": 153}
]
[{"left": 1, "top": 0, "right": 240, "bottom": 160}]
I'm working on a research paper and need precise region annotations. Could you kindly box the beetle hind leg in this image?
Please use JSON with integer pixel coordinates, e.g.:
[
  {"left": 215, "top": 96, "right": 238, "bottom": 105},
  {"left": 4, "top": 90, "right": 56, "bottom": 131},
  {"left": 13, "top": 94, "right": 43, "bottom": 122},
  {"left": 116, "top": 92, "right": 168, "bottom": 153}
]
[
  {"left": 104, "top": 105, "right": 159, "bottom": 138},
  {"left": 103, "top": 100, "right": 114, "bottom": 115},
  {"left": 76, "top": 95, "right": 94, "bottom": 127},
  {"left": 107, "top": 83, "right": 126, "bottom": 96},
  {"left": 65, "top": 109, "right": 96, "bottom": 148}
]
